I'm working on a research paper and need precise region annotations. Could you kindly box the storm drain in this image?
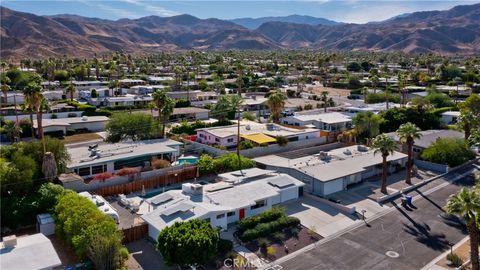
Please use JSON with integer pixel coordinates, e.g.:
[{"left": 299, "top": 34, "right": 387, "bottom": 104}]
[{"left": 385, "top": 251, "right": 400, "bottom": 258}]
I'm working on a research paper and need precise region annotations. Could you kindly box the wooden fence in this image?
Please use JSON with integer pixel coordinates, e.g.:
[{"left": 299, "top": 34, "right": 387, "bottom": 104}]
[
  {"left": 122, "top": 223, "right": 149, "bottom": 244},
  {"left": 92, "top": 165, "right": 197, "bottom": 197}
]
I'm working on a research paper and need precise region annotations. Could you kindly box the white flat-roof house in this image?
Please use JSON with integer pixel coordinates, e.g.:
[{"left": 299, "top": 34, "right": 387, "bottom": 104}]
[
  {"left": 281, "top": 112, "right": 352, "bottom": 132},
  {"left": 0, "top": 233, "right": 62, "bottom": 270},
  {"left": 255, "top": 145, "right": 407, "bottom": 197},
  {"left": 67, "top": 139, "right": 182, "bottom": 177},
  {"left": 141, "top": 168, "right": 304, "bottom": 240},
  {"left": 33, "top": 116, "right": 109, "bottom": 136},
  {"left": 196, "top": 120, "right": 321, "bottom": 149},
  {"left": 89, "top": 95, "right": 153, "bottom": 107},
  {"left": 73, "top": 80, "right": 108, "bottom": 91},
  {"left": 440, "top": 111, "right": 461, "bottom": 125}
]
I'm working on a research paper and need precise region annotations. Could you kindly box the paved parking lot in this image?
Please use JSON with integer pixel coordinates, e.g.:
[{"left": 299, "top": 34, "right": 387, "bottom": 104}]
[{"left": 284, "top": 197, "right": 358, "bottom": 237}]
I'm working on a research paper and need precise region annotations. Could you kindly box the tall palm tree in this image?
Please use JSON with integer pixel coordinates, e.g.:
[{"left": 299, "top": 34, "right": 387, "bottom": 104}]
[
  {"left": 1, "top": 75, "right": 11, "bottom": 106},
  {"left": 445, "top": 188, "right": 480, "bottom": 270},
  {"left": 396, "top": 122, "right": 422, "bottom": 185},
  {"left": 266, "top": 90, "right": 286, "bottom": 123},
  {"left": 153, "top": 90, "right": 175, "bottom": 137},
  {"left": 458, "top": 111, "right": 479, "bottom": 141},
  {"left": 372, "top": 134, "right": 397, "bottom": 194},
  {"left": 108, "top": 80, "right": 119, "bottom": 97},
  {"left": 65, "top": 83, "right": 76, "bottom": 101},
  {"left": 353, "top": 111, "right": 381, "bottom": 144},
  {"left": 24, "top": 82, "right": 44, "bottom": 139},
  {"left": 320, "top": 91, "right": 329, "bottom": 112}
]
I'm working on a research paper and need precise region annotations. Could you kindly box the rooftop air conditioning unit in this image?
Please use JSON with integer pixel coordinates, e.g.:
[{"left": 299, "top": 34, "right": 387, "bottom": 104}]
[
  {"left": 357, "top": 145, "right": 368, "bottom": 152},
  {"left": 343, "top": 149, "right": 352, "bottom": 155},
  {"left": 319, "top": 151, "right": 329, "bottom": 160},
  {"left": 3, "top": 235, "right": 17, "bottom": 248}
]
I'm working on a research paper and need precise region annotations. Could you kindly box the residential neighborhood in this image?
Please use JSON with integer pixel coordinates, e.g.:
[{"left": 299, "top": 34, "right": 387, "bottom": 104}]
[{"left": 1, "top": 2, "right": 480, "bottom": 270}]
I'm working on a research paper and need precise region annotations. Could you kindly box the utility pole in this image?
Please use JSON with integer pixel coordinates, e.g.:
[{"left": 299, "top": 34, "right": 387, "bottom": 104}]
[{"left": 237, "top": 65, "right": 243, "bottom": 173}]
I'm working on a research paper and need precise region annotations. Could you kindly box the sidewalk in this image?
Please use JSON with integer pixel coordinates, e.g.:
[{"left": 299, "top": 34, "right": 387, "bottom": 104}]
[
  {"left": 421, "top": 236, "right": 470, "bottom": 270},
  {"left": 234, "top": 245, "right": 266, "bottom": 268}
]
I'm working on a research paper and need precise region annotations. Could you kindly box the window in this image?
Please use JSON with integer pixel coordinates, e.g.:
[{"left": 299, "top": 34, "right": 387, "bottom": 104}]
[
  {"left": 251, "top": 200, "right": 266, "bottom": 210},
  {"left": 227, "top": 138, "right": 234, "bottom": 143},
  {"left": 216, "top": 214, "right": 225, "bottom": 219},
  {"left": 91, "top": 165, "right": 107, "bottom": 174},
  {"left": 227, "top": 211, "right": 235, "bottom": 217},
  {"left": 78, "top": 167, "right": 91, "bottom": 176},
  {"left": 215, "top": 138, "right": 220, "bottom": 142}
]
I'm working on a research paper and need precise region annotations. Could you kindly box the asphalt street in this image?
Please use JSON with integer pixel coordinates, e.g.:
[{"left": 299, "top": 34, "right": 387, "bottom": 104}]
[{"left": 277, "top": 163, "right": 478, "bottom": 270}]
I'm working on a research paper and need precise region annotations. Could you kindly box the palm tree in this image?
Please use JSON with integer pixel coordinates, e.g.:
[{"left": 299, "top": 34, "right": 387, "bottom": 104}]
[
  {"left": 1, "top": 75, "right": 11, "bottom": 106},
  {"left": 108, "top": 80, "right": 119, "bottom": 97},
  {"left": 153, "top": 90, "right": 175, "bottom": 137},
  {"left": 65, "top": 83, "right": 76, "bottom": 101},
  {"left": 211, "top": 95, "right": 232, "bottom": 122},
  {"left": 352, "top": 111, "right": 381, "bottom": 144},
  {"left": 458, "top": 111, "right": 479, "bottom": 141},
  {"left": 42, "top": 151, "right": 58, "bottom": 182},
  {"left": 24, "top": 82, "right": 44, "bottom": 139},
  {"left": 396, "top": 122, "right": 422, "bottom": 185},
  {"left": 372, "top": 134, "right": 397, "bottom": 194},
  {"left": 147, "top": 101, "right": 156, "bottom": 116},
  {"left": 266, "top": 90, "right": 286, "bottom": 123},
  {"left": 445, "top": 188, "right": 480, "bottom": 270},
  {"left": 320, "top": 91, "right": 329, "bottom": 113}
]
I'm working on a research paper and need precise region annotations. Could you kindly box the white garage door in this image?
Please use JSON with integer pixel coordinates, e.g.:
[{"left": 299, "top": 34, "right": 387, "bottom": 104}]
[
  {"left": 323, "top": 179, "right": 344, "bottom": 195},
  {"left": 281, "top": 187, "right": 298, "bottom": 202}
]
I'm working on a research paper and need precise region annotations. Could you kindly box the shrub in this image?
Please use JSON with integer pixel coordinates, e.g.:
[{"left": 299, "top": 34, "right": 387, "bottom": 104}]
[
  {"left": 116, "top": 167, "right": 140, "bottom": 176},
  {"left": 238, "top": 207, "right": 285, "bottom": 233},
  {"left": 44, "top": 130, "right": 64, "bottom": 138},
  {"left": 197, "top": 154, "right": 216, "bottom": 175},
  {"left": 266, "top": 246, "right": 276, "bottom": 258},
  {"left": 276, "top": 136, "right": 288, "bottom": 146},
  {"left": 157, "top": 219, "right": 219, "bottom": 266},
  {"left": 446, "top": 253, "right": 463, "bottom": 267},
  {"left": 66, "top": 129, "right": 75, "bottom": 136},
  {"left": 239, "top": 141, "right": 253, "bottom": 150},
  {"left": 365, "top": 93, "right": 400, "bottom": 104},
  {"left": 93, "top": 172, "right": 114, "bottom": 181},
  {"left": 50, "top": 114, "right": 58, "bottom": 119},
  {"left": 217, "top": 238, "right": 233, "bottom": 255},
  {"left": 272, "top": 232, "right": 285, "bottom": 242},
  {"left": 258, "top": 238, "right": 268, "bottom": 250},
  {"left": 421, "top": 138, "right": 475, "bottom": 167},
  {"left": 67, "top": 112, "right": 78, "bottom": 118},
  {"left": 151, "top": 159, "right": 170, "bottom": 169}
]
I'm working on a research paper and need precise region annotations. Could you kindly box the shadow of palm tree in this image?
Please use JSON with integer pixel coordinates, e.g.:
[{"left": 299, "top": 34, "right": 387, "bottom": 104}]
[
  {"left": 403, "top": 222, "right": 449, "bottom": 251},
  {"left": 439, "top": 213, "right": 467, "bottom": 233}
]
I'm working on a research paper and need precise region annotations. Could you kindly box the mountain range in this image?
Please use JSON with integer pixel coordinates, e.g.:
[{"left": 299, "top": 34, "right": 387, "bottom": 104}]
[
  {"left": 230, "top": 15, "right": 340, "bottom": 29},
  {"left": 1, "top": 3, "right": 479, "bottom": 59}
]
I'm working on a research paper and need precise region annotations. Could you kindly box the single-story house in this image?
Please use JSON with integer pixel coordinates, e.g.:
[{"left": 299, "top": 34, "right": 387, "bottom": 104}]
[
  {"left": 386, "top": 129, "right": 464, "bottom": 158},
  {"left": 141, "top": 168, "right": 304, "bottom": 240},
  {"left": 440, "top": 111, "right": 461, "bottom": 125},
  {"left": 170, "top": 107, "right": 210, "bottom": 122},
  {"left": 72, "top": 80, "right": 108, "bottom": 91},
  {"left": 254, "top": 145, "right": 407, "bottom": 196},
  {"left": 196, "top": 120, "right": 321, "bottom": 149},
  {"left": 33, "top": 116, "right": 109, "bottom": 136},
  {"left": 67, "top": 139, "right": 182, "bottom": 177},
  {"left": 0, "top": 233, "right": 62, "bottom": 270},
  {"left": 281, "top": 112, "right": 352, "bottom": 132}
]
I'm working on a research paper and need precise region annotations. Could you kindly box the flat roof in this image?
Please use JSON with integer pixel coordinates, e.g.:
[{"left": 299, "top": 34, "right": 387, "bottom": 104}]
[
  {"left": 68, "top": 139, "right": 182, "bottom": 168},
  {"left": 0, "top": 234, "right": 62, "bottom": 270},
  {"left": 290, "top": 112, "right": 352, "bottom": 124},
  {"left": 33, "top": 116, "right": 109, "bottom": 128},
  {"left": 254, "top": 145, "right": 407, "bottom": 182},
  {"left": 197, "top": 120, "right": 319, "bottom": 139},
  {"left": 386, "top": 129, "right": 463, "bottom": 149},
  {"left": 172, "top": 107, "right": 210, "bottom": 115},
  {"left": 218, "top": 168, "right": 275, "bottom": 183}
]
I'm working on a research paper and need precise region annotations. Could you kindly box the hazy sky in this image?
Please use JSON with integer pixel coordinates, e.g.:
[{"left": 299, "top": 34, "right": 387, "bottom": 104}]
[{"left": 2, "top": 0, "right": 479, "bottom": 23}]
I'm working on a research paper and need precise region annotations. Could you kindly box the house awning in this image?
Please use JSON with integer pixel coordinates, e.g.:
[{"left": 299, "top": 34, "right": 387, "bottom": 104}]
[{"left": 241, "top": 133, "right": 276, "bottom": 144}]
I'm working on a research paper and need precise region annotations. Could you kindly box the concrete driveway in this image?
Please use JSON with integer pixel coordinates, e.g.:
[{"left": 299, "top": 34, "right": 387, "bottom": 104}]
[
  {"left": 284, "top": 196, "right": 358, "bottom": 237},
  {"left": 329, "top": 185, "right": 390, "bottom": 219}
]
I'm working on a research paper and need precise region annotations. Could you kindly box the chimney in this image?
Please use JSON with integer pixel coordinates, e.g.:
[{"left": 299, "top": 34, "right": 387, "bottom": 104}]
[{"left": 3, "top": 235, "right": 17, "bottom": 248}]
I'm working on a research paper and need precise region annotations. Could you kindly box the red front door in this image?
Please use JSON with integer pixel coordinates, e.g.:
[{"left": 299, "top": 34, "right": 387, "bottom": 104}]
[{"left": 239, "top": 208, "right": 245, "bottom": 220}]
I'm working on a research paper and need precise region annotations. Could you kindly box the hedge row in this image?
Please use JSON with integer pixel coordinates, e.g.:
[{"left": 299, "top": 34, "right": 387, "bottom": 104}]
[
  {"left": 240, "top": 216, "right": 300, "bottom": 242},
  {"left": 238, "top": 207, "right": 285, "bottom": 233}
]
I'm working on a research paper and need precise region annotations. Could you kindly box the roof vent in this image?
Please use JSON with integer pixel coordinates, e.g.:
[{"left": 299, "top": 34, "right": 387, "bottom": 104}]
[
  {"left": 3, "top": 235, "right": 17, "bottom": 249},
  {"left": 245, "top": 125, "right": 251, "bottom": 130},
  {"left": 343, "top": 149, "right": 352, "bottom": 155},
  {"left": 357, "top": 145, "right": 368, "bottom": 152}
]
